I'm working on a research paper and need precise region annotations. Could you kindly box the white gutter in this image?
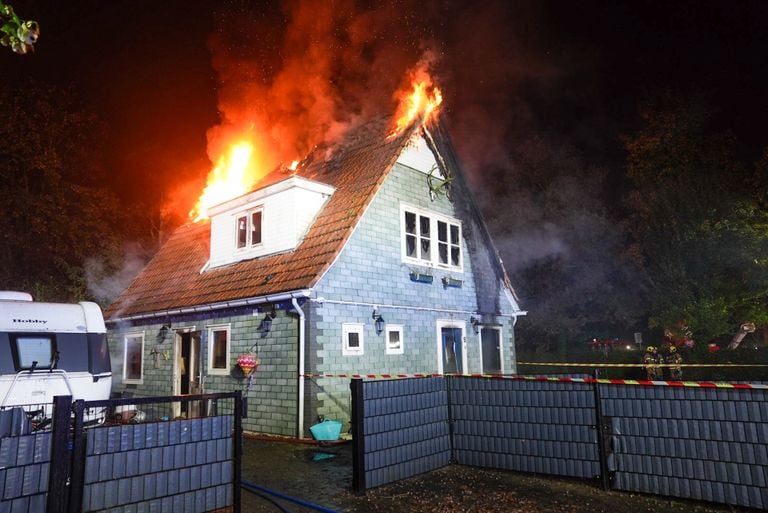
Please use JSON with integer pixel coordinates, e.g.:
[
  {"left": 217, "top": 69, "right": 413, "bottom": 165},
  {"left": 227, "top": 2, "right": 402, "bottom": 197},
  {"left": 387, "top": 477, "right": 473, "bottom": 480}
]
[
  {"left": 292, "top": 297, "right": 306, "bottom": 439},
  {"left": 108, "top": 289, "right": 312, "bottom": 323}
]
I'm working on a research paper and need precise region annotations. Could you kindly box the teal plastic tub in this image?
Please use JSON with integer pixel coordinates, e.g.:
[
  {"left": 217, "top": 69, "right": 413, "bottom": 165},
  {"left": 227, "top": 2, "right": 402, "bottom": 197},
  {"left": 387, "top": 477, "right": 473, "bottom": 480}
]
[{"left": 309, "top": 419, "right": 342, "bottom": 441}]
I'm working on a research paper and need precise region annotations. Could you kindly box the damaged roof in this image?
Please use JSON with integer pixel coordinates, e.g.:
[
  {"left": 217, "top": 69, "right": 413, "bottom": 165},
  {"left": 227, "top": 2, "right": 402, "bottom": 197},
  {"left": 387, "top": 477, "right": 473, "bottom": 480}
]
[{"left": 106, "top": 117, "right": 416, "bottom": 320}]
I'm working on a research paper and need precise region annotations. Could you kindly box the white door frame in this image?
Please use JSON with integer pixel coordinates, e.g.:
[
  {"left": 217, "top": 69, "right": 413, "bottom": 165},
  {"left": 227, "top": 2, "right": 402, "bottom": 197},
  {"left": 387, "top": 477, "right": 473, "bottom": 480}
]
[{"left": 435, "top": 320, "right": 467, "bottom": 374}]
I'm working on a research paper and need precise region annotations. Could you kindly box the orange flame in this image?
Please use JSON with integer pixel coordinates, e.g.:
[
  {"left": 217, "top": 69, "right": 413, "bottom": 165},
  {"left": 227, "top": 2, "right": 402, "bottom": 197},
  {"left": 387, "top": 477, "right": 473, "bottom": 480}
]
[
  {"left": 391, "top": 75, "right": 442, "bottom": 137},
  {"left": 190, "top": 142, "right": 257, "bottom": 221}
]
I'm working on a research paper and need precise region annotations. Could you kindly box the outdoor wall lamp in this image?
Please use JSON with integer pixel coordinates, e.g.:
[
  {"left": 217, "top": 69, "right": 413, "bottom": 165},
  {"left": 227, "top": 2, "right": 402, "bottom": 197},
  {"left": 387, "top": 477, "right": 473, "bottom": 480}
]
[
  {"left": 260, "top": 305, "right": 277, "bottom": 334},
  {"left": 157, "top": 323, "right": 171, "bottom": 343},
  {"left": 470, "top": 316, "right": 480, "bottom": 334},
  {"left": 372, "top": 308, "right": 385, "bottom": 335}
]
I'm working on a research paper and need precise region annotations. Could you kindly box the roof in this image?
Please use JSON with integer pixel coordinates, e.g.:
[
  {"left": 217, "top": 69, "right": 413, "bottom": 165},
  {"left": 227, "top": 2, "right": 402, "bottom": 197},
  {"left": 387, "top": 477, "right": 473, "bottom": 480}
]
[{"left": 106, "top": 117, "right": 414, "bottom": 320}]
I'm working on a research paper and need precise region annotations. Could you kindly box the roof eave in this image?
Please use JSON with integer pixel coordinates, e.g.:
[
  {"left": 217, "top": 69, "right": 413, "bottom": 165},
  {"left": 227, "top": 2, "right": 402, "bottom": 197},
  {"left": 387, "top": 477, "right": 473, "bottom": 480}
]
[{"left": 106, "top": 288, "right": 312, "bottom": 324}]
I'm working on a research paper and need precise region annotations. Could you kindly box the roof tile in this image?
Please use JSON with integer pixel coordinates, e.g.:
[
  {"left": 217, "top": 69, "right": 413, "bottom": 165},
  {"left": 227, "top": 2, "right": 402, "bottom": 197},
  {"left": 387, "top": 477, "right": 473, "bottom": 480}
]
[{"left": 106, "top": 117, "right": 412, "bottom": 319}]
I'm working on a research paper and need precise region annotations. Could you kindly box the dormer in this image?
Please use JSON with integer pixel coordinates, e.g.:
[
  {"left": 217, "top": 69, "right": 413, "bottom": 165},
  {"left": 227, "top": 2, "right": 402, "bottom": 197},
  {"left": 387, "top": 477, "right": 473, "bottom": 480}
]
[{"left": 207, "top": 175, "right": 335, "bottom": 269}]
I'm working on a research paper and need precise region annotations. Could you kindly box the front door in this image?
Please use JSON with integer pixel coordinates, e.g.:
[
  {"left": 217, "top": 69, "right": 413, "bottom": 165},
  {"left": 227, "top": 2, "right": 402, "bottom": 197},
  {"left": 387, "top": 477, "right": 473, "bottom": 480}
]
[
  {"left": 480, "top": 326, "right": 502, "bottom": 374},
  {"left": 440, "top": 325, "right": 464, "bottom": 374},
  {"left": 173, "top": 330, "right": 201, "bottom": 418}
]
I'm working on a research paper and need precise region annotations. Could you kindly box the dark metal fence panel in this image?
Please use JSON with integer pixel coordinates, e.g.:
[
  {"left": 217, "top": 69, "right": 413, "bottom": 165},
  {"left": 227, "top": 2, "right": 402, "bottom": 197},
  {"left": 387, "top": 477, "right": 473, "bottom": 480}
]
[
  {"left": 81, "top": 416, "right": 234, "bottom": 512},
  {"left": 603, "top": 384, "right": 768, "bottom": 510},
  {"left": 358, "top": 377, "right": 451, "bottom": 490},
  {"left": 0, "top": 432, "right": 50, "bottom": 512},
  {"left": 0, "top": 406, "right": 52, "bottom": 513},
  {"left": 451, "top": 376, "right": 600, "bottom": 479}
]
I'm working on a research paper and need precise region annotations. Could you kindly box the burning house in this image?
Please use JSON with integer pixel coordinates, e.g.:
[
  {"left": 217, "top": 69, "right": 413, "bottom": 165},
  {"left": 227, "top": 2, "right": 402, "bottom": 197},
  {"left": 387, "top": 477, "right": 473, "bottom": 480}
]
[{"left": 105, "top": 98, "right": 525, "bottom": 436}]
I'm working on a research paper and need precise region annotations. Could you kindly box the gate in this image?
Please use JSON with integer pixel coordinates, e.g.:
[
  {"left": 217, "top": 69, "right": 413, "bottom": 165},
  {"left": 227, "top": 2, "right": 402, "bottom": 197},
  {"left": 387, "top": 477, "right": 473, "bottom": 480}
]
[{"left": 0, "top": 392, "right": 243, "bottom": 513}]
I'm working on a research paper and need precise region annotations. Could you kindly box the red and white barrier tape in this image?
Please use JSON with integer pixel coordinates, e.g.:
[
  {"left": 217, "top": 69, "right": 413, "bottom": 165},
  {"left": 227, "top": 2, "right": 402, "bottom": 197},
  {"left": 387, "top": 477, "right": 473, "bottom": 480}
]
[
  {"left": 518, "top": 362, "right": 768, "bottom": 368},
  {"left": 301, "top": 372, "right": 768, "bottom": 389}
]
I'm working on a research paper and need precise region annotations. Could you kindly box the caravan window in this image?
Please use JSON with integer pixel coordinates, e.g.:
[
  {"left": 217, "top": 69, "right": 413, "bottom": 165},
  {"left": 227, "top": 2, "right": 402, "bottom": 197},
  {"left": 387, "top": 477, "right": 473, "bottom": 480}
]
[{"left": 12, "top": 335, "right": 55, "bottom": 369}]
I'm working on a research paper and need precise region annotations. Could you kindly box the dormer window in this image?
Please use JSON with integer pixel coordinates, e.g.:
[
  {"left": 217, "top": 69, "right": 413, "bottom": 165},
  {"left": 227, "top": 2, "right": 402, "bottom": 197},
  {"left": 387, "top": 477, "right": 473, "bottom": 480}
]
[
  {"left": 236, "top": 209, "right": 263, "bottom": 249},
  {"left": 208, "top": 175, "right": 335, "bottom": 269}
]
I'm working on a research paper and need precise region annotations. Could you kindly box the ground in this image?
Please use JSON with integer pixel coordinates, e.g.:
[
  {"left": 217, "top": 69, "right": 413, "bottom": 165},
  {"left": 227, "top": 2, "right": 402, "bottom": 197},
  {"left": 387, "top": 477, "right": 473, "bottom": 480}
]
[{"left": 240, "top": 437, "right": 754, "bottom": 513}]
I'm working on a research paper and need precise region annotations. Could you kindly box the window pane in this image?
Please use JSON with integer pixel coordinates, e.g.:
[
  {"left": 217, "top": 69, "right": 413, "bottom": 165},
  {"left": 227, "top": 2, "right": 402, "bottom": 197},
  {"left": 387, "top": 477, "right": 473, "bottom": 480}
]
[
  {"left": 406, "top": 234, "right": 416, "bottom": 257},
  {"left": 420, "top": 238, "right": 431, "bottom": 260},
  {"left": 451, "top": 247, "right": 460, "bottom": 266},
  {"left": 16, "top": 336, "right": 52, "bottom": 368},
  {"left": 212, "top": 330, "right": 228, "bottom": 369},
  {"left": 125, "top": 337, "right": 142, "bottom": 380},
  {"left": 450, "top": 224, "right": 459, "bottom": 244},
  {"left": 419, "top": 216, "right": 430, "bottom": 236},
  {"left": 250, "top": 211, "right": 262, "bottom": 245},
  {"left": 438, "top": 242, "right": 448, "bottom": 264},
  {"left": 405, "top": 211, "right": 416, "bottom": 234},
  {"left": 348, "top": 332, "right": 360, "bottom": 348},
  {"left": 388, "top": 331, "right": 400, "bottom": 350},
  {"left": 438, "top": 221, "right": 447, "bottom": 242},
  {"left": 236, "top": 216, "right": 247, "bottom": 248}
]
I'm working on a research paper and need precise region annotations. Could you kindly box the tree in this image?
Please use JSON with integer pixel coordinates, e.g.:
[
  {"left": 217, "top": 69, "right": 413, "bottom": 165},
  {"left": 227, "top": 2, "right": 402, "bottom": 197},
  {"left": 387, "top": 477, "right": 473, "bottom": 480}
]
[
  {"left": 0, "top": 81, "right": 128, "bottom": 303},
  {"left": 624, "top": 93, "right": 768, "bottom": 346}
]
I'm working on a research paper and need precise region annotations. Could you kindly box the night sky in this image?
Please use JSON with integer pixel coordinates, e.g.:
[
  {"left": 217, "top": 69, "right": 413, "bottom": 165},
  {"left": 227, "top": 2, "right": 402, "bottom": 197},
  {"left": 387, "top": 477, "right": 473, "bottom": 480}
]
[
  {"left": 3, "top": 1, "right": 767, "bottom": 203},
  {"left": 2, "top": 0, "right": 768, "bottom": 304}
]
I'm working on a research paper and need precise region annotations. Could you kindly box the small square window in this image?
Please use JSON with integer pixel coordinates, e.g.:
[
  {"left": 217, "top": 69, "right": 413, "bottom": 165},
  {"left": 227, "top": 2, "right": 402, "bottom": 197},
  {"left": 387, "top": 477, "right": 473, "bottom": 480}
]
[
  {"left": 123, "top": 333, "right": 144, "bottom": 384},
  {"left": 386, "top": 325, "right": 404, "bottom": 355},
  {"left": 207, "top": 325, "right": 231, "bottom": 375},
  {"left": 342, "top": 323, "right": 364, "bottom": 356}
]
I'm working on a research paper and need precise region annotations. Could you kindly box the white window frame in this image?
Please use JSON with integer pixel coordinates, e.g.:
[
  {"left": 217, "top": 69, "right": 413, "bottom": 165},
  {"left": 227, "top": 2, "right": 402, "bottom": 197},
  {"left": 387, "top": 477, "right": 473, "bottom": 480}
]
[
  {"left": 123, "top": 333, "right": 145, "bottom": 384},
  {"left": 234, "top": 206, "right": 264, "bottom": 250},
  {"left": 342, "top": 323, "right": 364, "bottom": 356},
  {"left": 435, "top": 320, "right": 467, "bottom": 374},
  {"left": 385, "top": 324, "right": 404, "bottom": 355},
  {"left": 400, "top": 203, "right": 463, "bottom": 272},
  {"left": 207, "top": 324, "right": 231, "bottom": 375}
]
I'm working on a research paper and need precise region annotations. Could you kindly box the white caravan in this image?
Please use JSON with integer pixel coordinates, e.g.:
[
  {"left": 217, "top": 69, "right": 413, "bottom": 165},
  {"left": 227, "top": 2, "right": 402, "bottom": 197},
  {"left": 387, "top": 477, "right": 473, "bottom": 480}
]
[{"left": 0, "top": 292, "right": 112, "bottom": 426}]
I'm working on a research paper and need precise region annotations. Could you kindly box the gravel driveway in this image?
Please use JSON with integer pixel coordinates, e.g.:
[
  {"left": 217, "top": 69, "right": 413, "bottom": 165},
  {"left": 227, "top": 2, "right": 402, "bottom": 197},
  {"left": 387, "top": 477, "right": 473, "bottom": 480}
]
[{"left": 240, "top": 437, "right": 749, "bottom": 513}]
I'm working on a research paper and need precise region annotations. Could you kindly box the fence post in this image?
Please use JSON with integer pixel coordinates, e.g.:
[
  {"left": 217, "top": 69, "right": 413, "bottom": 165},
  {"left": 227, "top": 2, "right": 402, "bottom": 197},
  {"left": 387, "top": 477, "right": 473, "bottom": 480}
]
[
  {"left": 47, "top": 395, "right": 73, "bottom": 513},
  {"left": 592, "top": 369, "right": 610, "bottom": 490},
  {"left": 350, "top": 378, "right": 366, "bottom": 493},
  {"left": 445, "top": 375, "right": 456, "bottom": 464},
  {"left": 67, "top": 399, "right": 87, "bottom": 513},
  {"left": 233, "top": 391, "right": 242, "bottom": 513}
]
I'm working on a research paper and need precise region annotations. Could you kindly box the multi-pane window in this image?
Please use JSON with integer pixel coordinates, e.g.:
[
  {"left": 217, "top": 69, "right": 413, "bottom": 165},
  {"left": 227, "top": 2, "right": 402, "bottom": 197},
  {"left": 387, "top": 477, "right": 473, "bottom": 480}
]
[
  {"left": 123, "top": 333, "right": 144, "bottom": 384},
  {"left": 207, "top": 325, "right": 230, "bottom": 375},
  {"left": 236, "top": 208, "right": 263, "bottom": 249},
  {"left": 342, "top": 323, "right": 364, "bottom": 356},
  {"left": 402, "top": 205, "right": 462, "bottom": 271}
]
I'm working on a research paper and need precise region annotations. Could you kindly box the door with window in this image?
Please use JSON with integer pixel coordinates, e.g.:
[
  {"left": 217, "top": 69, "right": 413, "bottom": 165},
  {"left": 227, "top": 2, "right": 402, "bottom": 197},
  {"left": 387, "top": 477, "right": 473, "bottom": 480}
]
[
  {"left": 437, "top": 321, "right": 465, "bottom": 374},
  {"left": 480, "top": 326, "right": 503, "bottom": 375},
  {"left": 173, "top": 329, "right": 201, "bottom": 418}
]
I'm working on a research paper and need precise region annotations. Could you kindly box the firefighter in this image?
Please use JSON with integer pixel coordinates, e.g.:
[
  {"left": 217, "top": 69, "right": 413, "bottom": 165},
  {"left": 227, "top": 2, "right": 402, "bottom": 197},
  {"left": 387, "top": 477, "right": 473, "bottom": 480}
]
[
  {"left": 642, "top": 346, "right": 662, "bottom": 380},
  {"left": 666, "top": 345, "right": 683, "bottom": 380}
]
